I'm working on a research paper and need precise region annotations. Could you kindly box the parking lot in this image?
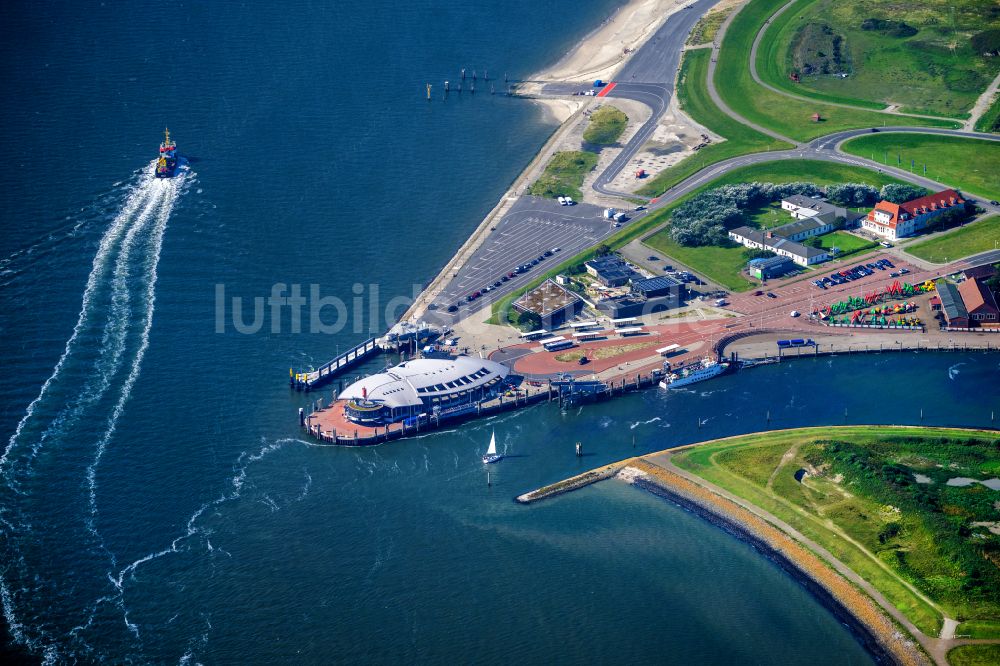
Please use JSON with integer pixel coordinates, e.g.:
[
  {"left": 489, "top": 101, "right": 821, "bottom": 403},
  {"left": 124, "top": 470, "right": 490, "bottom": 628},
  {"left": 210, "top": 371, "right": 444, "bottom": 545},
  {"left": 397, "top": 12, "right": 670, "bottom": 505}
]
[{"left": 423, "top": 196, "right": 638, "bottom": 325}]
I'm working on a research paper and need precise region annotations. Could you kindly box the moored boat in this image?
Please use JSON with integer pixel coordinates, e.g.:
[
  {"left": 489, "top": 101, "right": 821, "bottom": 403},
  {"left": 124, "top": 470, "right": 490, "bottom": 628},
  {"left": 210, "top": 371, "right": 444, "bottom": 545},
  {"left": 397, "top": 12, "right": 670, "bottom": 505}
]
[
  {"left": 659, "top": 357, "right": 728, "bottom": 389},
  {"left": 154, "top": 127, "right": 178, "bottom": 178}
]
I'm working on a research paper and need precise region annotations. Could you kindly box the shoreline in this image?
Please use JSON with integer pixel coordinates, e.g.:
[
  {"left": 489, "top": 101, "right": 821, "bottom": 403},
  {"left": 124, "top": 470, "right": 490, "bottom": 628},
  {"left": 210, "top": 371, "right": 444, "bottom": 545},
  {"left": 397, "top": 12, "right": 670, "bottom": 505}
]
[
  {"left": 515, "top": 426, "right": 1000, "bottom": 664},
  {"left": 529, "top": 0, "right": 695, "bottom": 83},
  {"left": 622, "top": 462, "right": 926, "bottom": 665}
]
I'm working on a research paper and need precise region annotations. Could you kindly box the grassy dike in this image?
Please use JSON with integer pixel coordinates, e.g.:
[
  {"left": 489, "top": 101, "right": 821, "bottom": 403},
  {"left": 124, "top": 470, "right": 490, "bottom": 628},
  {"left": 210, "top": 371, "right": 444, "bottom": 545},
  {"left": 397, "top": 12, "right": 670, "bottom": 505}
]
[
  {"left": 840, "top": 133, "right": 1000, "bottom": 202},
  {"left": 905, "top": 216, "right": 1000, "bottom": 264},
  {"left": 754, "top": 0, "right": 886, "bottom": 111},
  {"left": 715, "top": 0, "right": 961, "bottom": 141},
  {"left": 636, "top": 48, "right": 789, "bottom": 198},
  {"left": 670, "top": 427, "right": 1000, "bottom": 639}
]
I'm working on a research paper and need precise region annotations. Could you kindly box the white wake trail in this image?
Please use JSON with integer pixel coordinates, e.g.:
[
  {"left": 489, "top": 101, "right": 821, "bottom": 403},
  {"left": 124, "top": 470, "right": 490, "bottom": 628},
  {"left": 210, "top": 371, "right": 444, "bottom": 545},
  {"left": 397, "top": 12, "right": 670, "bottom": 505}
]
[
  {"left": 0, "top": 166, "right": 158, "bottom": 475},
  {"left": 87, "top": 177, "right": 179, "bottom": 528}
]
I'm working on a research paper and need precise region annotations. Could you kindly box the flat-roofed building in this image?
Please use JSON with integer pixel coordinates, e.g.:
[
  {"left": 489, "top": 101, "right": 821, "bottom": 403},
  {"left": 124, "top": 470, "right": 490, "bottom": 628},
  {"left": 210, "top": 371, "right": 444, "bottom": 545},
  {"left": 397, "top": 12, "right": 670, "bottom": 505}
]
[{"left": 512, "top": 279, "right": 583, "bottom": 329}]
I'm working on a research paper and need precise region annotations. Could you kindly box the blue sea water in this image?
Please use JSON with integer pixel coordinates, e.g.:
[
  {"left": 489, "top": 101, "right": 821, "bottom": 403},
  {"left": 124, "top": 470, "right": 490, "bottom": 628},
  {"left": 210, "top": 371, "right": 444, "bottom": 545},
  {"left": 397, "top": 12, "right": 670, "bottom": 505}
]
[{"left": 2, "top": 0, "right": 999, "bottom": 663}]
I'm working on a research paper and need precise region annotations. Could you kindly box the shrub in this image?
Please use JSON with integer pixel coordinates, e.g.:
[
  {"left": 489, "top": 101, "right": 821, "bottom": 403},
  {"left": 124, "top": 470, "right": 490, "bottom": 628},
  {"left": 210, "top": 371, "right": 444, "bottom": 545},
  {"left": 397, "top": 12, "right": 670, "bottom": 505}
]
[
  {"left": 860, "top": 18, "right": 917, "bottom": 38},
  {"left": 669, "top": 181, "right": 822, "bottom": 247},
  {"left": 827, "top": 183, "right": 878, "bottom": 207},
  {"left": 971, "top": 28, "right": 1000, "bottom": 56},
  {"left": 879, "top": 183, "right": 926, "bottom": 204}
]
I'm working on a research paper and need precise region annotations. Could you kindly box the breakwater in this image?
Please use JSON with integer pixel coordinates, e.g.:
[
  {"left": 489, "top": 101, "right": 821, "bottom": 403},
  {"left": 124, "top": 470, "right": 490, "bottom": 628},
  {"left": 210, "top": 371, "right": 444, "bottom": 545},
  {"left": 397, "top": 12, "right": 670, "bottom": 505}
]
[{"left": 515, "top": 460, "right": 634, "bottom": 504}]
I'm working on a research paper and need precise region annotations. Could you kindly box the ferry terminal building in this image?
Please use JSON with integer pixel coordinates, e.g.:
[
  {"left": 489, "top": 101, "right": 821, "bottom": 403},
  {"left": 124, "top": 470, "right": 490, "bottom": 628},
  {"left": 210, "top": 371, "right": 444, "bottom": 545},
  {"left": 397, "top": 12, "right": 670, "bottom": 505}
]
[{"left": 339, "top": 356, "right": 510, "bottom": 425}]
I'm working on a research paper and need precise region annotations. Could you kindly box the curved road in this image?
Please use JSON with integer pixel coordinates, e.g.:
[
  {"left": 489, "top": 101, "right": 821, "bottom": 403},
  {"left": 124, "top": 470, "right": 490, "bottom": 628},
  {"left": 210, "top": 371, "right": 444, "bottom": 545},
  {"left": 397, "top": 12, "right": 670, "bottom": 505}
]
[{"left": 577, "top": 0, "right": 1000, "bottom": 216}]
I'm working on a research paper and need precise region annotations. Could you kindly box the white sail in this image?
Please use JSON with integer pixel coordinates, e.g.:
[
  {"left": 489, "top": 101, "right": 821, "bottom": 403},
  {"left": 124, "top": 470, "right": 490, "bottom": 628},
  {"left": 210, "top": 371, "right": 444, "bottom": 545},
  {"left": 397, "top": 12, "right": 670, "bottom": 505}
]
[{"left": 487, "top": 431, "right": 497, "bottom": 455}]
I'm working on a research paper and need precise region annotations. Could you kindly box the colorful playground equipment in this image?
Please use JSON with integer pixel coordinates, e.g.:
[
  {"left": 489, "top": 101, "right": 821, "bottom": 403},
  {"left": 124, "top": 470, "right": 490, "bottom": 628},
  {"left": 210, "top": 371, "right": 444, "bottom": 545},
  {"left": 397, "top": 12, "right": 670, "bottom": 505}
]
[{"left": 814, "top": 280, "right": 932, "bottom": 328}]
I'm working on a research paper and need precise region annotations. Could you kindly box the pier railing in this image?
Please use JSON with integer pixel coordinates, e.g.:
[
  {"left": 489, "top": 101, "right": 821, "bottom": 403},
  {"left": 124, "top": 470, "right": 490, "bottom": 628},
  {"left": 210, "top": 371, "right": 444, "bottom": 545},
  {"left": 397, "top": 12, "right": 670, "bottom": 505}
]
[{"left": 291, "top": 337, "right": 380, "bottom": 391}]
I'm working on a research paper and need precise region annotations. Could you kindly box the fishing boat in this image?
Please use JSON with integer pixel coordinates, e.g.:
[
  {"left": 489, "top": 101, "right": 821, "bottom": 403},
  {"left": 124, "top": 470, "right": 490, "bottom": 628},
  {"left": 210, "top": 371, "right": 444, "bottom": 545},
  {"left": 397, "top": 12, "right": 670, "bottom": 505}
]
[
  {"left": 659, "top": 357, "right": 728, "bottom": 389},
  {"left": 482, "top": 430, "right": 503, "bottom": 464},
  {"left": 154, "top": 127, "right": 178, "bottom": 178}
]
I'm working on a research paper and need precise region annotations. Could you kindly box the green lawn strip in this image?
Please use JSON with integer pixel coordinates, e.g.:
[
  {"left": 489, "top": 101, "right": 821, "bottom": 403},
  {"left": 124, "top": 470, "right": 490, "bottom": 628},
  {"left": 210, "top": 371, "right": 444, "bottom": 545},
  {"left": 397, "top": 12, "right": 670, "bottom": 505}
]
[
  {"left": 816, "top": 230, "right": 877, "bottom": 259},
  {"left": 948, "top": 645, "right": 1000, "bottom": 666},
  {"left": 975, "top": 94, "right": 1000, "bottom": 134},
  {"left": 904, "top": 215, "right": 1000, "bottom": 264},
  {"left": 841, "top": 134, "right": 1000, "bottom": 201},
  {"left": 957, "top": 620, "right": 1000, "bottom": 640},
  {"left": 527, "top": 151, "right": 599, "bottom": 201},
  {"left": 671, "top": 426, "right": 1000, "bottom": 636},
  {"left": 755, "top": 0, "right": 885, "bottom": 111},
  {"left": 715, "top": 0, "right": 960, "bottom": 142},
  {"left": 583, "top": 106, "right": 628, "bottom": 145},
  {"left": 637, "top": 48, "right": 789, "bottom": 197}
]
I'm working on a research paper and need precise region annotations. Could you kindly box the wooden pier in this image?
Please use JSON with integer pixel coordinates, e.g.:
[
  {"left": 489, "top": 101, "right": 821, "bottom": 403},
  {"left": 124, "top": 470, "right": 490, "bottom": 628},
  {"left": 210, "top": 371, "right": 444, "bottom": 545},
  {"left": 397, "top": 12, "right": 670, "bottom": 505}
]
[{"left": 291, "top": 337, "right": 381, "bottom": 391}]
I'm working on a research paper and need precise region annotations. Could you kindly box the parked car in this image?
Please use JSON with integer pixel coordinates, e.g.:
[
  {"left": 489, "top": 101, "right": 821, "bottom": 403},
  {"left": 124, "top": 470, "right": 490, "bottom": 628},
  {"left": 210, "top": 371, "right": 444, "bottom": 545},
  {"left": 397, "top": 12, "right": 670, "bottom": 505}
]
[
  {"left": 564, "top": 196, "right": 575, "bottom": 205},
  {"left": 648, "top": 255, "right": 659, "bottom": 261},
  {"left": 766, "top": 292, "right": 777, "bottom": 298},
  {"left": 447, "top": 304, "right": 458, "bottom": 313},
  {"left": 578, "top": 356, "right": 589, "bottom": 365},
  {"left": 557, "top": 196, "right": 568, "bottom": 205},
  {"left": 500, "top": 275, "right": 509, "bottom": 282},
  {"left": 879, "top": 241, "right": 893, "bottom": 248},
  {"left": 754, "top": 290, "right": 764, "bottom": 296},
  {"left": 899, "top": 268, "right": 909, "bottom": 275},
  {"left": 890, "top": 272, "right": 899, "bottom": 278},
  {"left": 790, "top": 310, "right": 800, "bottom": 318},
  {"left": 544, "top": 250, "right": 553, "bottom": 257}
]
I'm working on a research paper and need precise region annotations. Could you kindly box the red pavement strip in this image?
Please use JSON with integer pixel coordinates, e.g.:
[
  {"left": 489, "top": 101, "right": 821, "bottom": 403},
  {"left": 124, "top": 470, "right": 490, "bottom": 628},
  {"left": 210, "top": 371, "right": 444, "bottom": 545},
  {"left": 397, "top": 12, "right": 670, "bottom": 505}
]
[{"left": 596, "top": 82, "right": 617, "bottom": 98}]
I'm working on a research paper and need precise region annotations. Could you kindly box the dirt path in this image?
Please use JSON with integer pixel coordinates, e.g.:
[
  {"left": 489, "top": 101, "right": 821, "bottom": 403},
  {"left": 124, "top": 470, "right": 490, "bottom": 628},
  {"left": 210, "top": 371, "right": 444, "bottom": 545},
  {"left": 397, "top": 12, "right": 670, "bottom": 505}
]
[{"left": 964, "top": 71, "right": 1000, "bottom": 132}]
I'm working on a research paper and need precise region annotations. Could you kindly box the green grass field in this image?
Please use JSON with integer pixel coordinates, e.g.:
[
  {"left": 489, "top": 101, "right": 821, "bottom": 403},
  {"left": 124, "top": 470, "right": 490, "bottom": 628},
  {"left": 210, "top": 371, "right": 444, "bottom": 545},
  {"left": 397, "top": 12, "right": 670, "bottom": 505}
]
[
  {"left": 816, "top": 230, "right": 877, "bottom": 258},
  {"left": 715, "top": 0, "right": 961, "bottom": 141},
  {"left": 644, "top": 236, "right": 757, "bottom": 291},
  {"left": 841, "top": 133, "right": 1000, "bottom": 201},
  {"left": 904, "top": 215, "right": 1000, "bottom": 263},
  {"left": 949, "top": 645, "right": 1000, "bottom": 666},
  {"left": 757, "top": 0, "right": 1000, "bottom": 118},
  {"left": 582, "top": 106, "right": 628, "bottom": 145},
  {"left": 671, "top": 426, "right": 1000, "bottom": 638},
  {"left": 976, "top": 94, "right": 1000, "bottom": 134},
  {"left": 527, "top": 151, "right": 598, "bottom": 201},
  {"left": 636, "top": 48, "right": 789, "bottom": 197}
]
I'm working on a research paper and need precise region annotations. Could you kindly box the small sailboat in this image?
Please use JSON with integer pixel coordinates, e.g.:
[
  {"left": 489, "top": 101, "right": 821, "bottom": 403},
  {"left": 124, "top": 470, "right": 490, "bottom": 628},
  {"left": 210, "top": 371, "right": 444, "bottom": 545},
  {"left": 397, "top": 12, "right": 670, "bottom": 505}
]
[{"left": 482, "top": 430, "right": 503, "bottom": 464}]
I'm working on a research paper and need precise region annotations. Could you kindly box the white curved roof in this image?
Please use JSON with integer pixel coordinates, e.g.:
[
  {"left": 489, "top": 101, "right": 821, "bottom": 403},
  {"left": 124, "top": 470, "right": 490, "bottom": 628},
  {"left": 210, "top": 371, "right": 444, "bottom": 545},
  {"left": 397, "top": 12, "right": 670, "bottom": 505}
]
[{"left": 338, "top": 356, "right": 509, "bottom": 409}]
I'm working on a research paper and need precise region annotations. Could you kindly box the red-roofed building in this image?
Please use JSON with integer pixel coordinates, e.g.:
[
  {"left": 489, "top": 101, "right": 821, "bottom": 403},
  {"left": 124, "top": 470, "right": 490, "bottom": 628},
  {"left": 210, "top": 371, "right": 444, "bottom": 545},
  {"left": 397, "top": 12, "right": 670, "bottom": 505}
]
[
  {"left": 861, "top": 189, "right": 965, "bottom": 240},
  {"left": 958, "top": 278, "right": 1000, "bottom": 327}
]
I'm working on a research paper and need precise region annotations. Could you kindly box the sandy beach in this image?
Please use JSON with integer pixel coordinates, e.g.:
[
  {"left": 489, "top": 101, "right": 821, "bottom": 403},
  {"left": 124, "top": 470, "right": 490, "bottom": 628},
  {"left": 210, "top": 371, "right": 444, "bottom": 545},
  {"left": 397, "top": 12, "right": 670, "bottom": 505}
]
[{"left": 531, "top": 0, "right": 693, "bottom": 83}]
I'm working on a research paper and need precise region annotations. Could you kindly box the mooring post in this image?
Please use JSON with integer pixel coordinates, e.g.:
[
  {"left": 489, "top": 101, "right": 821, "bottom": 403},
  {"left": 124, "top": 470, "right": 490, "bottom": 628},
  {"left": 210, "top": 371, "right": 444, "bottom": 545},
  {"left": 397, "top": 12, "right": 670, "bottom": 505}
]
[{"left": 298, "top": 407, "right": 305, "bottom": 426}]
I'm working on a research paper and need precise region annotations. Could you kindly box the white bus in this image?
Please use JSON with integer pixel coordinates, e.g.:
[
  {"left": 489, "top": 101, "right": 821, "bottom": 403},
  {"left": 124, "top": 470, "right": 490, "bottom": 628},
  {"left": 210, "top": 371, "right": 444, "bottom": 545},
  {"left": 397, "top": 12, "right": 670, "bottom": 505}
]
[
  {"left": 656, "top": 343, "right": 681, "bottom": 356},
  {"left": 543, "top": 339, "right": 576, "bottom": 352}
]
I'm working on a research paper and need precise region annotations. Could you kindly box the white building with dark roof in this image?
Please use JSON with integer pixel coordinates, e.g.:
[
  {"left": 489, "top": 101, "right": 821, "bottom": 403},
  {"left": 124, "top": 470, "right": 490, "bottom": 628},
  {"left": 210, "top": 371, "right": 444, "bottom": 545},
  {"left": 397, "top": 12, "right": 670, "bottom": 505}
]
[
  {"left": 728, "top": 226, "right": 830, "bottom": 266},
  {"left": 339, "top": 356, "right": 509, "bottom": 425}
]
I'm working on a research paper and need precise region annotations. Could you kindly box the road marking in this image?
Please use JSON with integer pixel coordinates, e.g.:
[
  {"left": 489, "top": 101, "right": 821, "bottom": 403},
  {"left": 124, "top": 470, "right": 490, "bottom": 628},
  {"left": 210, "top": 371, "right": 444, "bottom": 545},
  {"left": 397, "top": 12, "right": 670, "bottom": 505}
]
[{"left": 596, "top": 82, "right": 617, "bottom": 98}]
